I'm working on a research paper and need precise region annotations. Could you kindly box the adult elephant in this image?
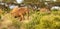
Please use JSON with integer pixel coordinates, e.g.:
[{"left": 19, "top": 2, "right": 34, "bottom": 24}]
[{"left": 10, "top": 6, "right": 29, "bottom": 21}]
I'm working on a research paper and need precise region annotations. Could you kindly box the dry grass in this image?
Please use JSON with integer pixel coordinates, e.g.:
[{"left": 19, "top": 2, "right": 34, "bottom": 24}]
[{"left": 0, "top": 9, "right": 60, "bottom": 29}]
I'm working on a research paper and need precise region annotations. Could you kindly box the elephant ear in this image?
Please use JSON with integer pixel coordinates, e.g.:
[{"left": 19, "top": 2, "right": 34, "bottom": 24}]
[
  {"left": 13, "top": 6, "right": 19, "bottom": 10},
  {"left": 10, "top": 6, "right": 19, "bottom": 14}
]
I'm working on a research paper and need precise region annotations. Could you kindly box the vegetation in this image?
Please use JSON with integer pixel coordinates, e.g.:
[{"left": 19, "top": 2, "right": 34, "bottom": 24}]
[
  {"left": 0, "top": 0, "right": 60, "bottom": 29},
  {"left": 0, "top": 9, "right": 60, "bottom": 29}
]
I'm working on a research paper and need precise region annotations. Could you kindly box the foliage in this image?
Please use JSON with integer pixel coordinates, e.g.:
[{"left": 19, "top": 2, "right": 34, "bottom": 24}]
[
  {"left": 0, "top": 9, "right": 60, "bottom": 29},
  {"left": 25, "top": 10, "right": 60, "bottom": 29}
]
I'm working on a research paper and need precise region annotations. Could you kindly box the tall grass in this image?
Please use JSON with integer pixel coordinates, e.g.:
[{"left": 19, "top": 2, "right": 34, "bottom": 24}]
[
  {"left": 25, "top": 10, "right": 60, "bottom": 29},
  {"left": 0, "top": 9, "right": 60, "bottom": 29}
]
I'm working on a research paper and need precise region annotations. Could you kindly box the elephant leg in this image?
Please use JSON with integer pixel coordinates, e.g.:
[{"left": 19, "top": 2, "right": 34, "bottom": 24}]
[{"left": 19, "top": 14, "right": 25, "bottom": 21}]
